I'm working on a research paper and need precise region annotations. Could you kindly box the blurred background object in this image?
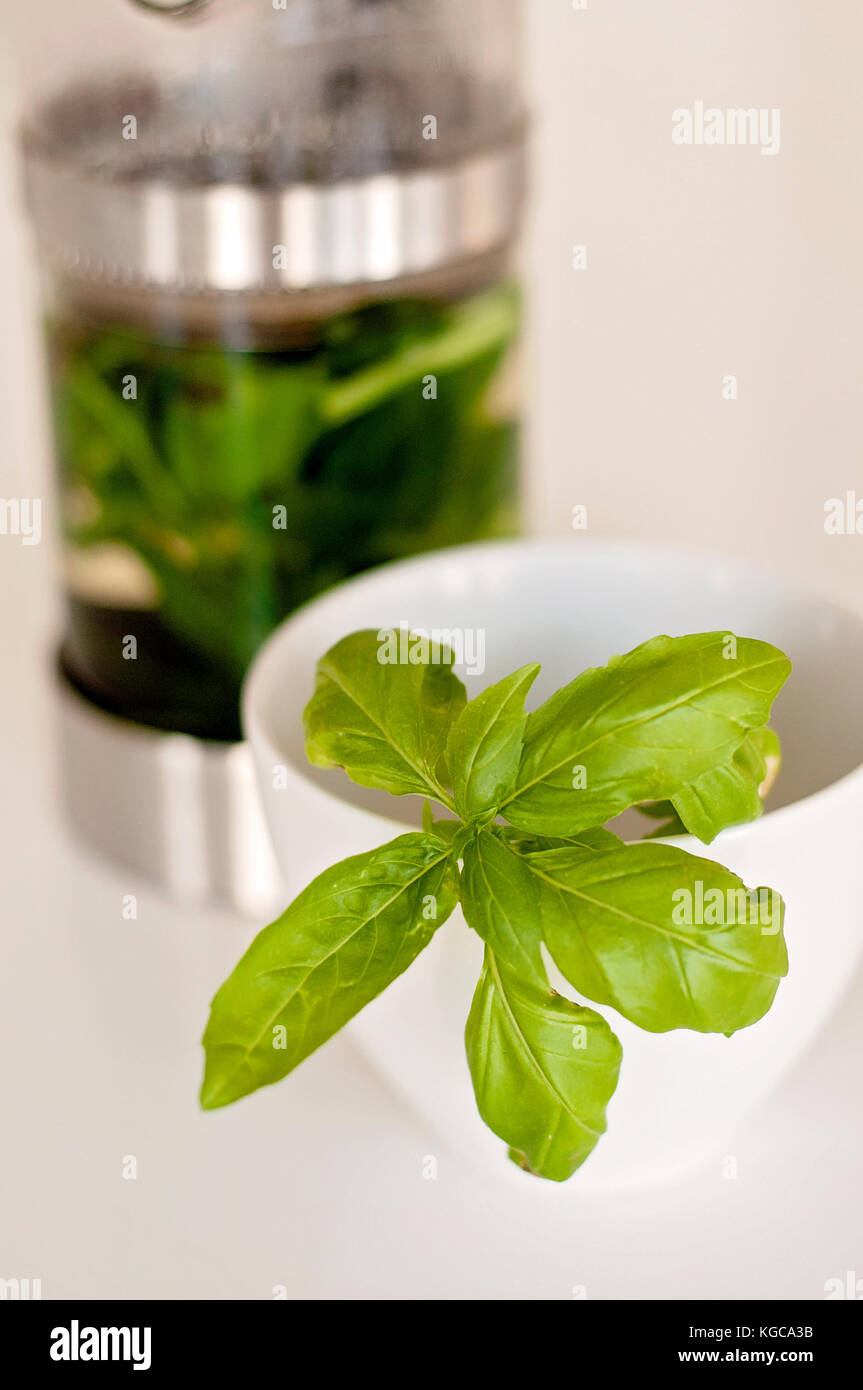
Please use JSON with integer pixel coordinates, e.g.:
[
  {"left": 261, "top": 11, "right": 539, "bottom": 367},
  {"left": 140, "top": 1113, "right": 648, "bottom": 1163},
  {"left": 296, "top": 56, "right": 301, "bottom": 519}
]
[{"left": 11, "top": 0, "right": 526, "bottom": 907}]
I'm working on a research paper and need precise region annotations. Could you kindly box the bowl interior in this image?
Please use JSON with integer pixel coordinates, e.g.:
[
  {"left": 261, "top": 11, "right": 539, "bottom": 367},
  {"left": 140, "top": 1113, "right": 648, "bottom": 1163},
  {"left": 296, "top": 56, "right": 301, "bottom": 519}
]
[{"left": 245, "top": 540, "right": 863, "bottom": 825}]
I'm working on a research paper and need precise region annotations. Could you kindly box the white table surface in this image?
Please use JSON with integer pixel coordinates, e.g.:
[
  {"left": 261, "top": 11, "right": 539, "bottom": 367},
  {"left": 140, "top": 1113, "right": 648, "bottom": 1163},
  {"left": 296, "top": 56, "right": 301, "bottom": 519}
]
[{"left": 1, "top": 537, "right": 861, "bottom": 1302}]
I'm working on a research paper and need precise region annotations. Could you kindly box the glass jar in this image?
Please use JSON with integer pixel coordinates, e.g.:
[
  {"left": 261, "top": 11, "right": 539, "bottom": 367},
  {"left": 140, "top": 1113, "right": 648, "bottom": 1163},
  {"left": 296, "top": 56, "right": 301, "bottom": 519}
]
[{"left": 22, "top": 0, "right": 526, "bottom": 741}]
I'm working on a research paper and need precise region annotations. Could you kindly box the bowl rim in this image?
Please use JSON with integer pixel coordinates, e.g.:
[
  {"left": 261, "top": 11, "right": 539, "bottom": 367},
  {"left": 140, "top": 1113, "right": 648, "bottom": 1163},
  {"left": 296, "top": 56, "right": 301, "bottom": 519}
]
[{"left": 243, "top": 536, "right": 863, "bottom": 842}]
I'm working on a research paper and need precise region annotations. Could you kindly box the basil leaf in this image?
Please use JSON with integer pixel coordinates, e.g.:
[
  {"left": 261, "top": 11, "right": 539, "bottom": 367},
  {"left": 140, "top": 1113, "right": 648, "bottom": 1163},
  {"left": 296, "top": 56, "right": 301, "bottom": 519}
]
[
  {"left": 465, "top": 950, "right": 622, "bottom": 1182},
  {"left": 201, "top": 833, "right": 458, "bottom": 1109},
  {"left": 635, "top": 800, "right": 678, "bottom": 820},
  {"left": 527, "top": 841, "right": 787, "bottom": 1034},
  {"left": 320, "top": 284, "right": 519, "bottom": 427},
  {"left": 641, "top": 812, "right": 688, "bottom": 839},
  {"left": 460, "top": 830, "right": 546, "bottom": 986},
  {"left": 502, "top": 633, "right": 791, "bottom": 835},
  {"left": 501, "top": 826, "right": 623, "bottom": 855},
  {"left": 429, "top": 817, "right": 466, "bottom": 848},
  {"left": 634, "top": 800, "right": 688, "bottom": 838},
  {"left": 637, "top": 727, "right": 783, "bottom": 843},
  {"left": 446, "top": 663, "right": 540, "bottom": 822},
  {"left": 669, "top": 727, "right": 777, "bottom": 843},
  {"left": 304, "top": 630, "right": 466, "bottom": 805}
]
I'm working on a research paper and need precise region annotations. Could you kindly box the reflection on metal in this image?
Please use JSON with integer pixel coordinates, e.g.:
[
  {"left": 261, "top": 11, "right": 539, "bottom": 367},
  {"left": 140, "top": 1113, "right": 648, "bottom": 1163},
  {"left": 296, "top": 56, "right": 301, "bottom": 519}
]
[
  {"left": 24, "top": 138, "right": 526, "bottom": 295},
  {"left": 56, "top": 671, "right": 284, "bottom": 919}
]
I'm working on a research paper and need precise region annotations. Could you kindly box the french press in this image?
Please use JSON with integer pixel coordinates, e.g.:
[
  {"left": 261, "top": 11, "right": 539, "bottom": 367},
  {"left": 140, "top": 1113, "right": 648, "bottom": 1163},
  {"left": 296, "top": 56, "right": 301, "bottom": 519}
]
[{"left": 20, "top": 0, "right": 527, "bottom": 911}]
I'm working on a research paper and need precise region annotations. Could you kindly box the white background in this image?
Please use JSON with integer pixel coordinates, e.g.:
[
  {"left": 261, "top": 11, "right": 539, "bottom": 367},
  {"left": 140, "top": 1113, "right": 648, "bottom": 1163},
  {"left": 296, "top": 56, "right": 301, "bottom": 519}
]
[{"left": 1, "top": 1, "right": 861, "bottom": 1299}]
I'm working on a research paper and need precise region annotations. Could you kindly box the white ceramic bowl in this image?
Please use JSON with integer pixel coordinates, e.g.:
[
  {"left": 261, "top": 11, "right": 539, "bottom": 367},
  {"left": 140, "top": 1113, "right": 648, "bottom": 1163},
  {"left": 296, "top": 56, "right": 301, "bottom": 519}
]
[{"left": 243, "top": 540, "right": 863, "bottom": 1190}]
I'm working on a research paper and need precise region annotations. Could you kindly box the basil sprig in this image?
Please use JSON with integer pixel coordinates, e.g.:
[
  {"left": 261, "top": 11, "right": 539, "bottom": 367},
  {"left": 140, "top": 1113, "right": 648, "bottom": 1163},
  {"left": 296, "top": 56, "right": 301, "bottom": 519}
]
[{"left": 202, "top": 629, "right": 791, "bottom": 1182}]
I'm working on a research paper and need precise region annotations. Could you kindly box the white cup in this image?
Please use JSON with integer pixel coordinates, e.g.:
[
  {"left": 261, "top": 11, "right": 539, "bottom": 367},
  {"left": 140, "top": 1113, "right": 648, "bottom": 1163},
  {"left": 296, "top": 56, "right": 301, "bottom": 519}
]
[{"left": 243, "top": 539, "right": 863, "bottom": 1190}]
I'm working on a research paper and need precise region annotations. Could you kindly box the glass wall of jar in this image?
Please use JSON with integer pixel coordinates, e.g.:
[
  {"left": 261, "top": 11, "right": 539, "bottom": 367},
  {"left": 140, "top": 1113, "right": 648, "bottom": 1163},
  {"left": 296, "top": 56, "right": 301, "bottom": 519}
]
[{"left": 21, "top": 0, "right": 527, "bottom": 739}]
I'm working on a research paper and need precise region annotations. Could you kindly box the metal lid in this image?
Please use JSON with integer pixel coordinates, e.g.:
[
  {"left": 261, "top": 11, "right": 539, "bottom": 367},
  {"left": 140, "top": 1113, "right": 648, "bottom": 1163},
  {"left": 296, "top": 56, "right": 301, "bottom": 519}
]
[
  {"left": 23, "top": 132, "right": 525, "bottom": 295},
  {"left": 22, "top": 33, "right": 527, "bottom": 297}
]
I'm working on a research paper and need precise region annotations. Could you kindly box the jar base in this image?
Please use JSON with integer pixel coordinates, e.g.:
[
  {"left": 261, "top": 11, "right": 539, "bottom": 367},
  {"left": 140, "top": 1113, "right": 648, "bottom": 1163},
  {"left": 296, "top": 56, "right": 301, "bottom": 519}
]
[{"left": 55, "top": 665, "right": 283, "bottom": 919}]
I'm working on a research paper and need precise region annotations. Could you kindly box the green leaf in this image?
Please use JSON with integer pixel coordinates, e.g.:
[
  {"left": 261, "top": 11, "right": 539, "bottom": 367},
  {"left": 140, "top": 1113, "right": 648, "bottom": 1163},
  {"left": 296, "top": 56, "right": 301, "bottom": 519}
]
[
  {"left": 460, "top": 830, "right": 546, "bottom": 986},
  {"left": 465, "top": 950, "right": 622, "bottom": 1182},
  {"left": 635, "top": 800, "right": 679, "bottom": 820},
  {"left": 636, "top": 726, "right": 783, "bottom": 844},
  {"left": 641, "top": 812, "right": 688, "bottom": 839},
  {"left": 502, "top": 826, "right": 623, "bottom": 855},
  {"left": 427, "top": 817, "right": 466, "bottom": 848},
  {"left": 446, "top": 663, "right": 540, "bottom": 822},
  {"left": 303, "top": 630, "right": 467, "bottom": 806},
  {"left": 503, "top": 633, "right": 791, "bottom": 836},
  {"left": 669, "top": 727, "right": 774, "bottom": 843},
  {"left": 161, "top": 366, "right": 323, "bottom": 506},
  {"left": 64, "top": 360, "right": 187, "bottom": 515},
  {"left": 201, "top": 833, "right": 458, "bottom": 1109},
  {"left": 634, "top": 800, "right": 688, "bottom": 838},
  {"left": 526, "top": 841, "right": 787, "bottom": 1034},
  {"left": 677, "top": 759, "right": 763, "bottom": 841},
  {"left": 320, "top": 285, "right": 520, "bottom": 427}
]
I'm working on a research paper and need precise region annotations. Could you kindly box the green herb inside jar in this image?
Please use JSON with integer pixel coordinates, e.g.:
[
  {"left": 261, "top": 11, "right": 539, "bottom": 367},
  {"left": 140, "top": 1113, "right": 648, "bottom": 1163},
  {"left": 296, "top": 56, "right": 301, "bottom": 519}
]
[{"left": 51, "top": 284, "right": 519, "bottom": 740}]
